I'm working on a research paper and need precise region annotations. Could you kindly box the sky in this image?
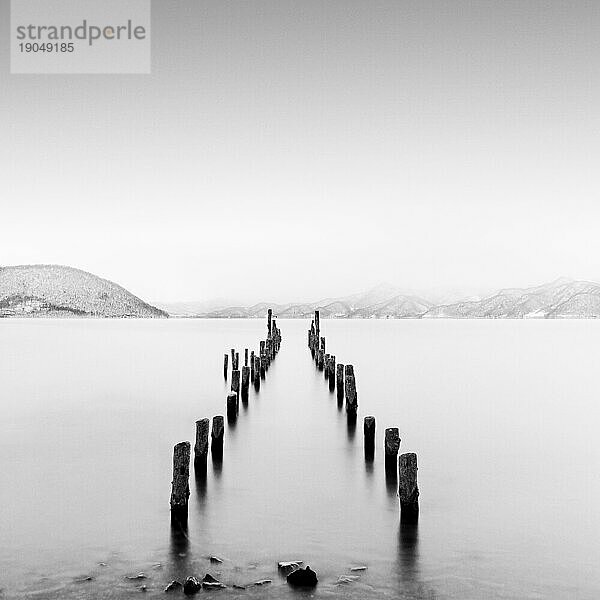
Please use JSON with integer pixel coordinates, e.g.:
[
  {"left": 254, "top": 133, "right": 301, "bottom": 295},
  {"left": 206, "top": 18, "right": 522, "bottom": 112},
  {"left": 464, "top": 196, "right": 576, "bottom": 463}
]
[{"left": 1, "top": 1, "right": 600, "bottom": 304}]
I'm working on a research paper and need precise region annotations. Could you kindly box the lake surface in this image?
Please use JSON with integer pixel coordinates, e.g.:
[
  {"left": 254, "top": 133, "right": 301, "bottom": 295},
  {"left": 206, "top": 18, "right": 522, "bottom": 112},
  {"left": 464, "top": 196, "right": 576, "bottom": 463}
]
[{"left": 0, "top": 318, "right": 598, "bottom": 599}]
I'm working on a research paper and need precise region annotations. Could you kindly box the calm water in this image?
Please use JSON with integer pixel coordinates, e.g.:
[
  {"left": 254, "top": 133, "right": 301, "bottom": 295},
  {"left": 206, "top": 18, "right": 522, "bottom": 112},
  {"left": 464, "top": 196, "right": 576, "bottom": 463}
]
[{"left": 0, "top": 319, "right": 598, "bottom": 599}]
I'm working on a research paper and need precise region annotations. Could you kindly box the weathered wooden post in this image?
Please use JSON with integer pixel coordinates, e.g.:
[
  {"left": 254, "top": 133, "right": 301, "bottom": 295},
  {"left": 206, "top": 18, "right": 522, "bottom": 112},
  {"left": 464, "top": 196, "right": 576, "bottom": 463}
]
[
  {"left": 227, "top": 392, "right": 238, "bottom": 419},
  {"left": 324, "top": 354, "right": 331, "bottom": 378},
  {"left": 254, "top": 356, "right": 261, "bottom": 390},
  {"left": 235, "top": 352, "right": 240, "bottom": 371},
  {"left": 244, "top": 348, "right": 248, "bottom": 367},
  {"left": 250, "top": 350, "right": 255, "bottom": 381},
  {"left": 260, "top": 354, "right": 267, "bottom": 378},
  {"left": 268, "top": 308, "right": 273, "bottom": 337},
  {"left": 211, "top": 416, "right": 224, "bottom": 457},
  {"left": 241, "top": 365, "right": 250, "bottom": 399},
  {"left": 194, "top": 418, "right": 210, "bottom": 465},
  {"left": 231, "top": 369, "right": 240, "bottom": 400},
  {"left": 364, "top": 416, "right": 376, "bottom": 458},
  {"left": 398, "top": 453, "right": 419, "bottom": 521},
  {"left": 345, "top": 364, "right": 358, "bottom": 414},
  {"left": 336, "top": 363, "right": 344, "bottom": 400},
  {"left": 320, "top": 336, "right": 326, "bottom": 354},
  {"left": 231, "top": 348, "right": 235, "bottom": 365},
  {"left": 328, "top": 355, "right": 336, "bottom": 391},
  {"left": 170, "top": 441, "right": 191, "bottom": 521},
  {"left": 314, "top": 310, "right": 320, "bottom": 339},
  {"left": 384, "top": 427, "right": 401, "bottom": 469}
]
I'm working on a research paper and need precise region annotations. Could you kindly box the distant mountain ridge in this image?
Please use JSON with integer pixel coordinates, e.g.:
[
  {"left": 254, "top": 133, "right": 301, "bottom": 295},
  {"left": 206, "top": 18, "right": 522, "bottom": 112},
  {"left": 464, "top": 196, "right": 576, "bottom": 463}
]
[
  {"left": 0, "top": 265, "right": 167, "bottom": 318},
  {"left": 171, "top": 278, "right": 600, "bottom": 319}
]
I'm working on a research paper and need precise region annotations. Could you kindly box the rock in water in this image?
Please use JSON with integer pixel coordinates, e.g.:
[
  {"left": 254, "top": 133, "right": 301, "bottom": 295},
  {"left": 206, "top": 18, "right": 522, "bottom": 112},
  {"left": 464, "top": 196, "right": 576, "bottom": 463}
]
[
  {"left": 287, "top": 566, "right": 318, "bottom": 587},
  {"left": 164, "top": 580, "right": 182, "bottom": 592},
  {"left": 183, "top": 576, "right": 202, "bottom": 595}
]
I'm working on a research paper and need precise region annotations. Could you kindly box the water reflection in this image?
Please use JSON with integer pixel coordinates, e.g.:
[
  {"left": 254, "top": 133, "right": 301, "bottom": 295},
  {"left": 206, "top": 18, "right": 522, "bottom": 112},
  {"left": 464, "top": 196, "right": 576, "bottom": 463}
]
[
  {"left": 194, "top": 460, "right": 207, "bottom": 501},
  {"left": 385, "top": 460, "right": 397, "bottom": 498},
  {"left": 211, "top": 452, "right": 223, "bottom": 480},
  {"left": 346, "top": 413, "right": 357, "bottom": 440},
  {"left": 169, "top": 517, "right": 190, "bottom": 567}
]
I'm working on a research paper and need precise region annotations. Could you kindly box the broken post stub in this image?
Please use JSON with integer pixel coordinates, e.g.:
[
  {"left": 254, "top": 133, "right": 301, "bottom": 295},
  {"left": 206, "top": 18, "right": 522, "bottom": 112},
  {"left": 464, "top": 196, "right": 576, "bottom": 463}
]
[
  {"left": 364, "top": 416, "right": 376, "bottom": 459},
  {"left": 241, "top": 365, "right": 250, "bottom": 400},
  {"left": 211, "top": 416, "right": 224, "bottom": 457},
  {"left": 194, "top": 418, "right": 210, "bottom": 465},
  {"left": 398, "top": 452, "right": 419, "bottom": 521},
  {"left": 329, "top": 355, "right": 336, "bottom": 391},
  {"left": 231, "top": 369, "right": 240, "bottom": 400},
  {"left": 336, "top": 364, "right": 345, "bottom": 399},
  {"left": 345, "top": 364, "right": 358, "bottom": 414},
  {"left": 254, "top": 356, "right": 261, "bottom": 390},
  {"left": 384, "top": 427, "right": 401, "bottom": 469},
  {"left": 170, "top": 441, "right": 191, "bottom": 522},
  {"left": 227, "top": 392, "right": 238, "bottom": 420}
]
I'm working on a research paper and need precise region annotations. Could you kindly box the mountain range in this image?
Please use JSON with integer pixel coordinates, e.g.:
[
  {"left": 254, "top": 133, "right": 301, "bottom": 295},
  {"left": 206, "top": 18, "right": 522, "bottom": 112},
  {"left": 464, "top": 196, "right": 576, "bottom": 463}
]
[
  {"left": 0, "top": 265, "right": 167, "bottom": 318},
  {"left": 163, "top": 278, "right": 600, "bottom": 319}
]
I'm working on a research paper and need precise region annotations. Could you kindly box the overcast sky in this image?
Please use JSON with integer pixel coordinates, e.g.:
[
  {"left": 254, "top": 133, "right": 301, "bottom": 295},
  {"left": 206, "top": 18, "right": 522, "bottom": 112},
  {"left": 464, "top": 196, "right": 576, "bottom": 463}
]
[{"left": 1, "top": 1, "right": 600, "bottom": 303}]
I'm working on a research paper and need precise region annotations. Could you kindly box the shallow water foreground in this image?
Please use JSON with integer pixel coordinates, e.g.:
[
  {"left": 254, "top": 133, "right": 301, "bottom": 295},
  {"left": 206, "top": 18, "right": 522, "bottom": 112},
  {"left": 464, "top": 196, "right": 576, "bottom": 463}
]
[{"left": 0, "top": 318, "right": 598, "bottom": 599}]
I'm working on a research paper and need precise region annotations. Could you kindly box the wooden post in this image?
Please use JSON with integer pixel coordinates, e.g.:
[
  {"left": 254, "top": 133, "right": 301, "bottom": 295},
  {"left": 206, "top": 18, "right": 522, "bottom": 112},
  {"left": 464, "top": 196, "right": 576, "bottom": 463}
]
[
  {"left": 345, "top": 364, "right": 357, "bottom": 413},
  {"left": 231, "top": 369, "right": 240, "bottom": 399},
  {"left": 211, "top": 416, "right": 224, "bottom": 457},
  {"left": 250, "top": 350, "right": 255, "bottom": 381},
  {"left": 268, "top": 308, "right": 273, "bottom": 337},
  {"left": 235, "top": 352, "right": 239, "bottom": 371},
  {"left": 241, "top": 365, "right": 250, "bottom": 399},
  {"left": 336, "top": 363, "right": 344, "bottom": 399},
  {"left": 227, "top": 392, "right": 238, "bottom": 418},
  {"left": 254, "top": 356, "right": 261, "bottom": 390},
  {"left": 320, "top": 336, "right": 326, "bottom": 354},
  {"left": 170, "top": 441, "right": 191, "bottom": 520},
  {"left": 223, "top": 353, "right": 228, "bottom": 379},
  {"left": 384, "top": 427, "right": 401, "bottom": 468},
  {"left": 328, "top": 355, "right": 336, "bottom": 390},
  {"left": 364, "top": 416, "right": 375, "bottom": 457},
  {"left": 324, "top": 354, "right": 331, "bottom": 378},
  {"left": 260, "top": 354, "right": 266, "bottom": 378},
  {"left": 317, "top": 349, "right": 324, "bottom": 370},
  {"left": 314, "top": 310, "right": 320, "bottom": 340},
  {"left": 231, "top": 348, "right": 235, "bottom": 365},
  {"left": 244, "top": 348, "right": 248, "bottom": 367},
  {"left": 398, "top": 453, "right": 419, "bottom": 521},
  {"left": 194, "top": 418, "right": 210, "bottom": 464}
]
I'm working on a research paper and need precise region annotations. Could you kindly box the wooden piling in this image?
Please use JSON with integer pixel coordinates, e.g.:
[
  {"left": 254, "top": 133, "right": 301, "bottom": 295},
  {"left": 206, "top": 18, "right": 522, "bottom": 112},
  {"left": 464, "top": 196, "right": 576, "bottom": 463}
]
[
  {"left": 231, "top": 369, "right": 240, "bottom": 399},
  {"left": 364, "top": 416, "right": 376, "bottom": 456},
  {"left": 384, "top": 427, "right": 401, "bottom": 467},
  {"left": 234, "top": 352, "right": 239, "bottom": 371},
  {"left": 194, "top": 418, "right": 210, "bottom": 463},
  {"left": 260, "top": 354, "right": 266, "bottom": 378},
  {"left": 227, "top": 391, "right": 238, "bottom": 416},
  {"left": 345, "top": 364, "right": 357, "bottom": 413},
  {"left": 317, "top": 349, "right": 324, "bottom": 370},
  {"left": 211, "top": 416, "right": 224, "bottom": 456},
  {"left": 223, "top": 353, "right": 228, "bottom": 378},
  {"left": 324, "top": 354, "right": 331, "bottom": 378},
  {"left": 328, "top": 355, "right": 336, "bottom": 390},
  {"left": 241, "top": 365, "right": 250, "bottom": 398},
  {"left": 244, "top": 348, "right": 248, "bottom": 367},
  {"left": 268, "top": 308, "right": 273, "bottom": 337},
  {"left": 398, "top": 453, "right": 419, "bottom": 521},
  {"left": 336, "top": 363, "right": 344, "bottom": 399},
  {"left": 170, "top": 441, "right": 191, "bottom": 519},
  {"left": 320, "top": 336, "right": 326, "bottom": 354},
  {"left": 314, "top": 310, "right": 320, "bottom": 339},
  {"left": 254, "top": 356, "right": 261, "bottom": 390},
  {"left": 250, "top": 350, "right": 255, "bottom": 381}
]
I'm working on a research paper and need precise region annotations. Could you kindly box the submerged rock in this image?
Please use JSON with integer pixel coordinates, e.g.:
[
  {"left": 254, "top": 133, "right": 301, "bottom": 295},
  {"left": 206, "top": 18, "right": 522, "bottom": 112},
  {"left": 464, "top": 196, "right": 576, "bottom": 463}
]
[
  {"left": 164, "top": 580, "right": 182, "bottom": 592},
  {"left": 202, "top": 574, "right": 226, "bottom": 590},
  {"left": 126, "top": 573, "right": 147, "bottom": 580},
  {"left": 183, "top": 576, "right": 202, "bottom": 595},
  {"left": 350, "top": 566, "right": 368, "bottom": 572},
  {"left": 278, "top": 561, "right": 303, "bottom": 573},
  {"left": 253, "top": 580, "right": 272, "bottom": 586},
  {"left": 337, "top": 575, "right": 360, "bottom": 584},
  {"left": 209, "top": 556, "right": 223, "bottom": 564},
  {"left": 286, "top": 566, "right": 318, "bottom": 587}
]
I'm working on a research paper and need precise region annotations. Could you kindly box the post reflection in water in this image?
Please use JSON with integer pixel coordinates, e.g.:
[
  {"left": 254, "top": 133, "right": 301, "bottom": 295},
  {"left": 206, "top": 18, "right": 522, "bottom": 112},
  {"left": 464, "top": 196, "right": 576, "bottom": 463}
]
[
  {"left": 395, "top": 517, "right": 433, "bottom": 598},
  {"left": 194, "top": 459, "right": 207, "bottom": 501},
  {"left": 385, "top": 460, "right": 397, "bottom": 499},
  {"left": 169, "top": 515, "right": 191, "bottom": 577},
  {"left": 346, "top": 413, "right": 357, "bottom": 440}
]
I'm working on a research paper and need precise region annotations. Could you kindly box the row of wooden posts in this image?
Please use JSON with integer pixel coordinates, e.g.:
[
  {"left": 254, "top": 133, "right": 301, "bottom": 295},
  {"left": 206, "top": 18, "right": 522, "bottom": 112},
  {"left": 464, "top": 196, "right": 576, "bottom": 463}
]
[
  {"left": 169, "top": 310, "right": 282, "bottom": 522},
  {"left": 308, "top": 310, "right": 419, "bottom": 521}
]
